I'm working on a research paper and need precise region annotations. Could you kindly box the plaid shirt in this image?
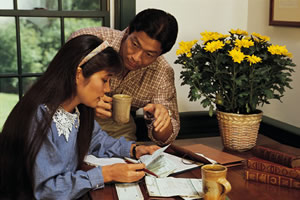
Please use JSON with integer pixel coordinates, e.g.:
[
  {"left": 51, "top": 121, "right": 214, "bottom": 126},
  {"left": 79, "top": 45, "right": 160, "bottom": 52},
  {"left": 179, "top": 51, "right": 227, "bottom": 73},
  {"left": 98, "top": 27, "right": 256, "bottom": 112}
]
[{"left": 70, "top": 27, "right": 180, "bottom": 145}]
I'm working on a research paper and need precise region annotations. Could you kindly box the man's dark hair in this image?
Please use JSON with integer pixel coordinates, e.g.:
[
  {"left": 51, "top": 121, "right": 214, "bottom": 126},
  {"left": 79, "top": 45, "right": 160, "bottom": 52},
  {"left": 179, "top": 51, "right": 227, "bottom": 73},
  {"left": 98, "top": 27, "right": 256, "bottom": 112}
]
[{"left": 129, "top": 8, "right": 178, "bottom": 55}]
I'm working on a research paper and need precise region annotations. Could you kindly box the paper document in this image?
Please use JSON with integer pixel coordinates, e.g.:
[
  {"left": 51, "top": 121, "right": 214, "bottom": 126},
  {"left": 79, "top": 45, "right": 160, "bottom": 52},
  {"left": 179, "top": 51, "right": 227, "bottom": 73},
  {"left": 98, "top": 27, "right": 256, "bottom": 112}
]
[
  {"left": 115, "top": 182, "right": 144, "bottom": 200},
  {"left": 139, "top": 144, "right": 170, "bottom": 166},
  {"left": 162, "top": 152, "right": 202, "bottom": 174},
  {"left": 124, "top": 144, "right": 175, "bottom": 178},
  {"left": 84, "top": 146, "right": 201, "bottom": 178},
  {"left": 126, "top": 150, "right": 202, "bottom": 178},
  {"left": 84, "top": 154, "right": 125, "bottom": 166},
  {"left": 145, "top": 176, "right": 203, "bottom": 198},
  {"left": 146, "top": 154, "right": 177, "bottom": 177}
]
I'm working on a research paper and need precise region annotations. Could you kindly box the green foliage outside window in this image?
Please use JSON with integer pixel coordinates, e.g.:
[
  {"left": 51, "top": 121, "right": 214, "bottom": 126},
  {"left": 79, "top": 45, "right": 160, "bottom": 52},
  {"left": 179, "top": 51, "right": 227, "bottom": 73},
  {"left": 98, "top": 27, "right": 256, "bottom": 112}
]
[
  {"left": 0, "top": 17, "right": 101, "bottom": 94},
  {"left": 0, "top": 0, "right": 105, "bottom": 130}
]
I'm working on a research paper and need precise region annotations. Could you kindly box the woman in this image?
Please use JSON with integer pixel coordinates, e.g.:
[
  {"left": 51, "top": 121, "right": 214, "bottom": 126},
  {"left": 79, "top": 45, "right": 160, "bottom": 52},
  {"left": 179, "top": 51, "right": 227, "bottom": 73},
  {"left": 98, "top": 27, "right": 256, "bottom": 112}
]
[{"left": 0, "top": 35, "right": 159, "bottom": 199}]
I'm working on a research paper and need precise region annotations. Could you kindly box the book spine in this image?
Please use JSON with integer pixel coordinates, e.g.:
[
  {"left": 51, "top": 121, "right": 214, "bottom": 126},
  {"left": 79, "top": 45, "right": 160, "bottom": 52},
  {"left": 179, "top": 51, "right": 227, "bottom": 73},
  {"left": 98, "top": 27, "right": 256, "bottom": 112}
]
[
  {"left": 245, "top": 169, "right": 300, "bottom": 190},
  {"left": 247, "top": 159, "right": 300, "bottom": 181},
  {"left": 252, "top": 146, "right": 296, "bottom": 167}
]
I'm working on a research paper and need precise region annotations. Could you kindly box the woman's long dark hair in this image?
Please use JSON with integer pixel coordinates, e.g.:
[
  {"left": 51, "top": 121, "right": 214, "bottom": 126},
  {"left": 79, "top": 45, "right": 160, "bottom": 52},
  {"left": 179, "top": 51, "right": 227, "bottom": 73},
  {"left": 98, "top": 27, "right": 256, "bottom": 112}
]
[{"left": 0, "top": 35, "right": 123, "bottom": 199}]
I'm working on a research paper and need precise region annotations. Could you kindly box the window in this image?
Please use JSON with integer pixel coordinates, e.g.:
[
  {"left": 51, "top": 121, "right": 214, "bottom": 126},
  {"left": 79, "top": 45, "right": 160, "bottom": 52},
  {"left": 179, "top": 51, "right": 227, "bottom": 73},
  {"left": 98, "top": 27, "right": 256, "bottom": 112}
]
[{"left": 0, "top": 0, "right": 110, "bottom": 130}]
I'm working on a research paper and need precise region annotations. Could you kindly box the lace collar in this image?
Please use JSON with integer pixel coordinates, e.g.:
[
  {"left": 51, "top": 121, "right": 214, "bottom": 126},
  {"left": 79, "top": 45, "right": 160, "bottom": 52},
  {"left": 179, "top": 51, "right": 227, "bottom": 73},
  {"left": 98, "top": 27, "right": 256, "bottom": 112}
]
[{"left": 52, "top": 106, "right": 80, "bottom": 142}]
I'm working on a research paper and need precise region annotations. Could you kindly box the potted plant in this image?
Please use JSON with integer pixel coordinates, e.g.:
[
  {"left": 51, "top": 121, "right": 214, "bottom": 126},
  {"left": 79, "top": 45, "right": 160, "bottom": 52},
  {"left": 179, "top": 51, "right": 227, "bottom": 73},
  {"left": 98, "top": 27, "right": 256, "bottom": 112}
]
[{"left": 175, "top": 29, "right": 295, "bottom": 151}]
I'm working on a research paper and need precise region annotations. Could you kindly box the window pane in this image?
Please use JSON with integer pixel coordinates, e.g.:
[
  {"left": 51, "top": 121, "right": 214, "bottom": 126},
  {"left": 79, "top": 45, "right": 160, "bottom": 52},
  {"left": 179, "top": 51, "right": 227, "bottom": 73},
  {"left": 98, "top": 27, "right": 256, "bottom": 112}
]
[
  {"left": 64, "top": 18, "right": 103, "bottom": 40},
  {"left": 63, "top": 0, "right": 100, "bottom": 11},
  {"left": 0, "top": 17, "right": 17, "bottom": 74},
  {"left": 0, "top": 1, "right": 13, "bottom": 9},
  {"left": 23, "top": 77, "right": 39, "bottom": 95},
  {"left": 20, "top": 17, "right": 61, "bottom": 73},
  {"left": 18, "top": 0, "right": 58, "bottom": 10},
  {"left": 0, "top": 78, "right": 19, "bottom": 131}
]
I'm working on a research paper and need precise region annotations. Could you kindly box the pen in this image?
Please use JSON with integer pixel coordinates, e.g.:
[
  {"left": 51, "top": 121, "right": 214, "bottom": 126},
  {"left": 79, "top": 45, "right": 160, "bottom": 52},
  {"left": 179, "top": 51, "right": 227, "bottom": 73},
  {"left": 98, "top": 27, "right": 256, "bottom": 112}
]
[{"left": 124, "top": 157, "right": 159, "bottom": 178}]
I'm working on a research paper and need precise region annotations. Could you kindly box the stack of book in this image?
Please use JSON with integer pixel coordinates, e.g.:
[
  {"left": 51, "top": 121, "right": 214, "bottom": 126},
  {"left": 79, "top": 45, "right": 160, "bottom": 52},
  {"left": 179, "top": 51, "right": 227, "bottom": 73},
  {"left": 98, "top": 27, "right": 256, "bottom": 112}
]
[{"left": 245, "top": 145, "right": 300, "bottom": 189}]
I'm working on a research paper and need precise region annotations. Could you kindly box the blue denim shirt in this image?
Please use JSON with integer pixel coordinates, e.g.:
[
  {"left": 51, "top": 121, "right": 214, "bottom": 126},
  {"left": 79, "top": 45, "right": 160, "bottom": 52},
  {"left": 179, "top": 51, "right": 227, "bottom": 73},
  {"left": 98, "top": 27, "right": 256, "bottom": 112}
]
[{"left": 33, "top": 105, "right": 133, "bottom": 199}]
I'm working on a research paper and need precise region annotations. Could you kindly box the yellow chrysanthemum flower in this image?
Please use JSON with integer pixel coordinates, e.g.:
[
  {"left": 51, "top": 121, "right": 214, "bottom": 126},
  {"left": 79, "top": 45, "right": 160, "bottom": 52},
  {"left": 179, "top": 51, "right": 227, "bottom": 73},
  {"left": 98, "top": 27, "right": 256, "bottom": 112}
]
[
  {"left": 260, "top": 36, "right": 270, "bottom": 42},
  {"left": 251, "top": 32, "right": 260, "bottom": 38},
  {"left": 186, "top": 52, "right": 192, "bottom": 58},
  {"left": 176, "top": 40, "right": 198, "bottom": 55},
  {"left": 278, "top": 46, "right": 293, "bottom": 58},
  {"left": 246, "top": 55, "right": 262, "bottom": 66},
  {"left": 200, "top": 31, "right": 214, "bottom": 43},
  {"left": 235, "top": 39, "right": 254, "bottom": 48},
  {"left": 230, "top": 28, "right": 248, "bottom": 36},
  {"left": 218, "top": 34, "right": 230, "bottom": 40},
  {"left": 200, "top": 31, "right": 229, "bottom": 43},
  {"left": 229, "top": 49, "right": 245, "bottom": 63},
  {"left": 233, "top": 46, "right": 241, "bottom": 51},
  {"left": 204, "top": 40, "right": 225, "bottom": 53},
  {"left": 267, "top": 44, "right": 293, "bottom": 57},
  {"left": 284, "top": 52, "right": 293, "bottom": 58},
  {"left": 252, "top": 32, "right": 270, "bottom": 42}
]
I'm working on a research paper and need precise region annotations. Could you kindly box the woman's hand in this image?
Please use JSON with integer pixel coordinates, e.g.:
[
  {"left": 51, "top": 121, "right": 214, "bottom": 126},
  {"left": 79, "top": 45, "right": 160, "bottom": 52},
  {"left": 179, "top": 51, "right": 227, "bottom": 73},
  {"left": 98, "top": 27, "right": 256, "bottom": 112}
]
[
  {"left": 95, "top": 94, "right": 112, "bottom": 119},
  {"left": 102, "top": 163, "right": 146, "bottom": 183},
  {"left": 133, "top": 145, "right": 160, "bottom": 159},
  {"left": 102, "top": 145, "right": 160, "bottom": 183}
]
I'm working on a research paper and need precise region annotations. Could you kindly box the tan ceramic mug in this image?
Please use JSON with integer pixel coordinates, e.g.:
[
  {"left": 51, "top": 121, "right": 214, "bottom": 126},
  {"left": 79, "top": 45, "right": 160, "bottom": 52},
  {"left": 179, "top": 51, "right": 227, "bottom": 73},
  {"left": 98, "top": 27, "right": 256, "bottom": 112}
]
[
  {"left": 112, "top": 94, "right": 132, "bottom": 124},
  {"left": 201, "top": 164, "right": 231, "bottom": 200}
]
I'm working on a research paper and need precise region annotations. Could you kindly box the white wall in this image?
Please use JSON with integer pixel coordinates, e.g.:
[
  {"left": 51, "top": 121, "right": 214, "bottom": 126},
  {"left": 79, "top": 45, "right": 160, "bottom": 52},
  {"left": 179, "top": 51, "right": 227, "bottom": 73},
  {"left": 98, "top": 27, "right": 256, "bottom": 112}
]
[
  {"left": 248, "top": 0, "right": 300, "bottom": 128},
  {"left": 137, "top": 0, "right": 300, "bottom": 128}
]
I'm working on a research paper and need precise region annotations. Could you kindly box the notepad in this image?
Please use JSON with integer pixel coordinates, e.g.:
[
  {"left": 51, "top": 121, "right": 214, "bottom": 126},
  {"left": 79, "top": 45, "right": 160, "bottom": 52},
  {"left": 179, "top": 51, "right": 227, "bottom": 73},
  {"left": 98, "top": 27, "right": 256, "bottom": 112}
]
[{"left": 168, "top": 143, "right": 244, "bottom": 167}]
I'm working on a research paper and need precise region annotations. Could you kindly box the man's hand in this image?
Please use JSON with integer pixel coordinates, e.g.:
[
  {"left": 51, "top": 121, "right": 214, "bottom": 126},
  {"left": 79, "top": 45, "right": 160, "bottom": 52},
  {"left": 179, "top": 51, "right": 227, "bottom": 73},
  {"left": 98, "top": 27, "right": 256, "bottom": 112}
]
[
  {"left": 144, "top": 104, "right": 171, "bottom": 132},
  {"left": 143, "top": 103, "right": 173, "bottom": 143},
  {"left": 95, "top": 94, "right": 113, "bottom": 119}
]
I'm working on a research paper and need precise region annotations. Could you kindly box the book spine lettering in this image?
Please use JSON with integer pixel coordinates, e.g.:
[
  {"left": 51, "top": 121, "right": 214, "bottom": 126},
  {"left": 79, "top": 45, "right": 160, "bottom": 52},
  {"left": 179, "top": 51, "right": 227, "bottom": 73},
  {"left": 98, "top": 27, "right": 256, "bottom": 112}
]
[
  {"left": 247, "top": 159, "right": 300, "bottom": 180},
  {"left": 245, "top": 170, "right": 300, "bottom": 190},
  {"left": 252, "top": 146, "right": 295, "bottom": 167}
]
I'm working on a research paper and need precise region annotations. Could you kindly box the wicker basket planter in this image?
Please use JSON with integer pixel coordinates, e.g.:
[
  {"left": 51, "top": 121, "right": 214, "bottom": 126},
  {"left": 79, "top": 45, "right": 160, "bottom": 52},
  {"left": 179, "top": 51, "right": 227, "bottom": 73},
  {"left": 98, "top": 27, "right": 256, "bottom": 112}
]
[{"left": 216, "top": 110, "right": 263, "bottom": 152}]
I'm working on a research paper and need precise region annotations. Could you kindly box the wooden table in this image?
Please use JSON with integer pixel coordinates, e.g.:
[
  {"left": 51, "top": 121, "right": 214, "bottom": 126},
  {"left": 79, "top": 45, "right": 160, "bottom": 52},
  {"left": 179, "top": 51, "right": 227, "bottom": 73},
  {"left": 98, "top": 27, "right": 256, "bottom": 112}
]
[{"left": 89, "top": 134, "right": 300, "bottom": 200}]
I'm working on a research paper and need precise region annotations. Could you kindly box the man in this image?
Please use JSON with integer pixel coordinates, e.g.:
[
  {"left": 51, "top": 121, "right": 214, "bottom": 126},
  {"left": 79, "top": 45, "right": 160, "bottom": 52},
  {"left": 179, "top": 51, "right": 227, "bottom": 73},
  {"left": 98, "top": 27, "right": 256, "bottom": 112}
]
[{"left": 70, "top": 8, "right": 179, "bottom": 146}]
